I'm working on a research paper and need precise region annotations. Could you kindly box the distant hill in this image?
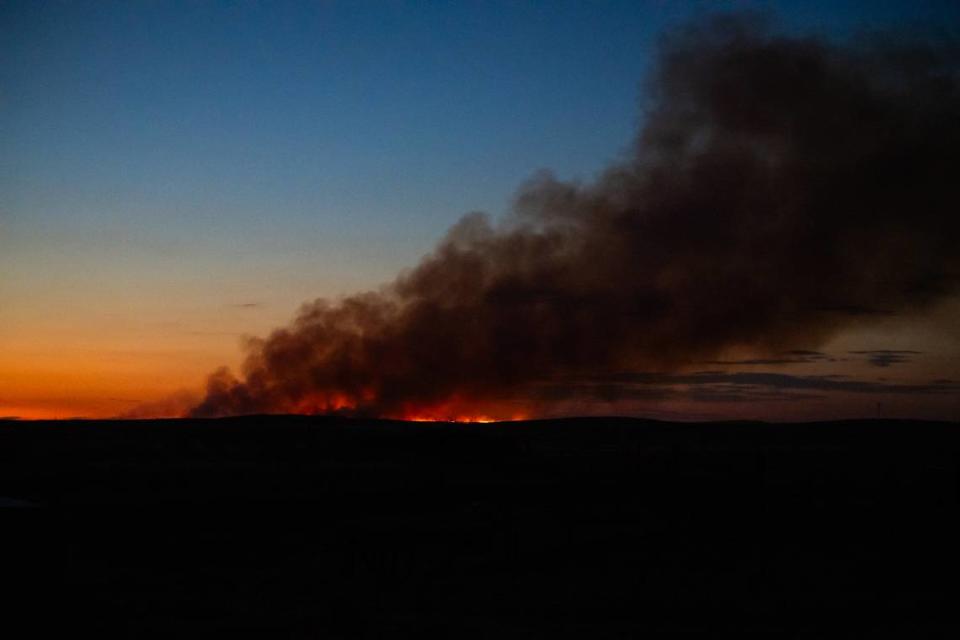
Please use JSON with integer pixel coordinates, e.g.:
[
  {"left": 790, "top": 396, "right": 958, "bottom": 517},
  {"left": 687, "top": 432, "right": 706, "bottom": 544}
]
[{"left": 5, "top": 416, "right": 959, "bottom": 635}]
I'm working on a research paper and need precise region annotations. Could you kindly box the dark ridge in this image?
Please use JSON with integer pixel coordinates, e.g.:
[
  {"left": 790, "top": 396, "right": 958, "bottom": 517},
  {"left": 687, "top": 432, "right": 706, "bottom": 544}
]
[
  {"left": 4, "top": 415, "right": 960, "bottom": 507},
  {"left": 6, "top": 416, "right": 960, "bottom": 635}
]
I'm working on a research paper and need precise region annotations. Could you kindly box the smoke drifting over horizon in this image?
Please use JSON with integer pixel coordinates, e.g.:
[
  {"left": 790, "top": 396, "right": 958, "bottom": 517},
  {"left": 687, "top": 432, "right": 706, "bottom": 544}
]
[{"left": 191, "top": 16, "right": 960, "bottom": 419}]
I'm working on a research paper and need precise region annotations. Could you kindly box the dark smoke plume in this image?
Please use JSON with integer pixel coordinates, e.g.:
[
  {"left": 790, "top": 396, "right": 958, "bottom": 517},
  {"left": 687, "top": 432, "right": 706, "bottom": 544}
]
[{"left": 191, "top": 16, "right": 960, "bottom": 419}]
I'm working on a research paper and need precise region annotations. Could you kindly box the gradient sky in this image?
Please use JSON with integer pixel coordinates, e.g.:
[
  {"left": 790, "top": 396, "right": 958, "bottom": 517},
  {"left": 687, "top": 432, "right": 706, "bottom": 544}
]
[{"left": 3, "top": 0, "right": 959, "bottom": 420}]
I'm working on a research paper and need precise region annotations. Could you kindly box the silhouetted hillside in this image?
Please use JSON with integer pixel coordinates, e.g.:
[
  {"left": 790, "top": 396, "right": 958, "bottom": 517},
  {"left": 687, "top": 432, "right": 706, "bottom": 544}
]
[{"left": 5, "top": 416, "right": 959, "bottom": 636}]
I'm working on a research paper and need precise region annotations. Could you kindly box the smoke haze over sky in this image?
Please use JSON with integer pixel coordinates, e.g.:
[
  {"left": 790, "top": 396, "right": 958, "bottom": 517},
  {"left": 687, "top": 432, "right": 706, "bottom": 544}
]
[{"left": 2, "top": 1, "right": 959, "bottom": 420}]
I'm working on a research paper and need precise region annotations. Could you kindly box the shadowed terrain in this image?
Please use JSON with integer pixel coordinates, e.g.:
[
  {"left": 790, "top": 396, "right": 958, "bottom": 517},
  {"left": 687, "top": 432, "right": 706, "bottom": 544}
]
[{"left": 4, "top": 416, "right": 959, "bottom": 635}]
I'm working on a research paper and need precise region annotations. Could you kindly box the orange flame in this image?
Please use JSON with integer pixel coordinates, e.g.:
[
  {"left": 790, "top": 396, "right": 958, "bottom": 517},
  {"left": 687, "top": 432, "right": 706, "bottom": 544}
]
[
  {"left": 404, "top": 414, "right": 500, "bottom": 423},
  {"left": 396, "top": 399, "right": 528, "bottom": 423},
  {"left": 286, "top": 389, "right": 526, "bottom": 423},
  {"left": 292, "top": 392, "right": 357, "bottom": 415}
]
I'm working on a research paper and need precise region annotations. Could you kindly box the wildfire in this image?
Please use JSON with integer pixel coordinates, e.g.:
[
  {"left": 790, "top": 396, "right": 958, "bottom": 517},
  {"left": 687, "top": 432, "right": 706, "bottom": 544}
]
[
  {"left": 399, "top": 406, "right": 529, "bottom": 423},
  {"left": 292, "top": 392, "right": 357, "bottom": 415},
  {"left": 404, "top": 414, "right": 500, "bottom": 424},
  {"left": 288, "top": 391, "right": 526, "bottom": 423}
]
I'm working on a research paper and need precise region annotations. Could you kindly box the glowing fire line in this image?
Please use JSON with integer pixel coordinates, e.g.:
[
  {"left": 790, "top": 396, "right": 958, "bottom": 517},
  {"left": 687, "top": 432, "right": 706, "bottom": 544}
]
[{"left": 288, "top": 392, "right": 525, "bottom": 423}]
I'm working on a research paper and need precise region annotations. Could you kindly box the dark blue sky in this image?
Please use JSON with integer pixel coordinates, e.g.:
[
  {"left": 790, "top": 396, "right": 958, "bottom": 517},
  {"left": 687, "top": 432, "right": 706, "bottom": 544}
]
[
  {"left": 5, "top": 1, "right": 956, "bottom": 266},
  {"left": 2, "top": 1, "right": 959, "bottom": 418}
]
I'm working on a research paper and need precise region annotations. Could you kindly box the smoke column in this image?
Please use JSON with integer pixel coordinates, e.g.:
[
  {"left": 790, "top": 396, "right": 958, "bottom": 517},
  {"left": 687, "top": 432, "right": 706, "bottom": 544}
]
[{"left": 191, "top": 16, "right": 960, "bottom": 419}]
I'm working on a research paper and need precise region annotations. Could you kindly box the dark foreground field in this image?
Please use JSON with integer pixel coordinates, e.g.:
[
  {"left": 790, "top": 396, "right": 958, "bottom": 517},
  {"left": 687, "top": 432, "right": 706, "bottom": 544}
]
[{"left": 3, "top": 416, "right": 960, "bottom": 636}]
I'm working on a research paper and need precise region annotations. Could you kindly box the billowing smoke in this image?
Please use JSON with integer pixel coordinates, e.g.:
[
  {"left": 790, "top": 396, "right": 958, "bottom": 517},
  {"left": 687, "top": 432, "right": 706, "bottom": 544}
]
[{"left": 191, "top": 16, "right": 960, "bottom": 419}]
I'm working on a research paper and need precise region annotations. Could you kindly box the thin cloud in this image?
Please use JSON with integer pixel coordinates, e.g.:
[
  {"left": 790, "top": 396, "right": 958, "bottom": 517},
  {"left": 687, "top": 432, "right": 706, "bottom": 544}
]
[
  {"left": 849, "top": 350, "right": 922, "bottom": 367},
  {"left": 553, "top": 371, "right": 959, "bottom": 404},
  {"left": 702, "top": 350, "right": 837, "bottom": 366},
  {"left": 648, "top": 371, "right": 953, "bottom": 395}
]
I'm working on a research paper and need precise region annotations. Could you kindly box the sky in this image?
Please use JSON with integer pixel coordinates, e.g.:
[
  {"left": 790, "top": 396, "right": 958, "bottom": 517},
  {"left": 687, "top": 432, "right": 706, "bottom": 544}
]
[{"left": 2, "top": 0, "right": 959, "bottom": 421}]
